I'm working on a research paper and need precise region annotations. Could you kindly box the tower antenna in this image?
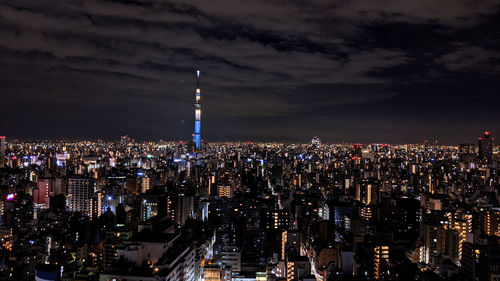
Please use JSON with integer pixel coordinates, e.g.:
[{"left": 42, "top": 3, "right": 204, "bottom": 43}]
[{"left": 193, "top": 70, "right": 202, "bottom": 153}]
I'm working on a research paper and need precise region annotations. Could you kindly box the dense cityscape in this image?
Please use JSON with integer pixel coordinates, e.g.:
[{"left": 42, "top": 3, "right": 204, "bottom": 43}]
[
  {"left": 0, "top": 130, "right": 499, "bottom": 281},
  {"left": 2, "top": 1, "right": 500, "bottom": 281}
]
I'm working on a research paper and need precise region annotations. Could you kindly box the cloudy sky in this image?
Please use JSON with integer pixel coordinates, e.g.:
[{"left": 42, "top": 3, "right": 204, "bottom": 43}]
[{"left": 0, "top": 0, "right": 499, "bottom": 144}]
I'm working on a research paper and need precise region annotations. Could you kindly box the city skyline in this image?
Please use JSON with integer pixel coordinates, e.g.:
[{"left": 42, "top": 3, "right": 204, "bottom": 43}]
[
  {"left": 0, "top": 135, "right": 496, "bottom": 147},
  {"left": 2, "top": 2, "right": 500, "bottom": 280},
  {"left": 1, "top": 0, "right": 500, "bottom": 143},
  {"left": 0, "top": 133, "right": 498, "bottom": 281}
]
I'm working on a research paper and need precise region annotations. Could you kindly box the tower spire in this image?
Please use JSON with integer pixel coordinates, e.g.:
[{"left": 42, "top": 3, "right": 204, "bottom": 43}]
[
  {"left": 193, "top": 70, "right": 202, "bottom": 153},
  {"left": 197, "top": 70, "right": 200, "bottom": 88}
]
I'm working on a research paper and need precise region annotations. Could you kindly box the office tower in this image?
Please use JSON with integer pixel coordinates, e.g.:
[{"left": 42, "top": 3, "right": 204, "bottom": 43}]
[
  {"left": 67, "top": 177, "right": 93, "bottom": 217},
  {"left": 478, "top": 131, "right": 494, "bottom": 161},
  {"left": 35, "top": 178, "right": 65, "bottom": 207},
  {"left": 34, "top": 180, "right": 51, "bottom": 207},
  {"left": 484, "top": 131, "right": 494, "bottom": 161},
  {"left": 193, "top": 70, "right": 202, "bottom": 153},
  {"left": 91, "top": 192, "right": 103, "bottom": 220},
  {"left": 0, "top": 136, "right": 5, "bottom": 168},
  {"left": 141, "top": 198, "right": 158, "bottom": 221}
]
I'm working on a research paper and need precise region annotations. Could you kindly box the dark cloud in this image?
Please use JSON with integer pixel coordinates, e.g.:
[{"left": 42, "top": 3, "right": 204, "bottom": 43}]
[{"left": 0, "top": 0, "right": 499, "bottom": 143}]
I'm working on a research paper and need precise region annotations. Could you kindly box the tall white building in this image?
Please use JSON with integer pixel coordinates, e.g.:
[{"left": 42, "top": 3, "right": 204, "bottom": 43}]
[{"left": 67, "top": 178, "right": 94, "bottom": 217}]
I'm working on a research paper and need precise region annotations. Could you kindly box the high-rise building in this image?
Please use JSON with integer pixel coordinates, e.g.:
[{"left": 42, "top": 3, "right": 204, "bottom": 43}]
[
  {"left": 193, "top": 70, "right": 202, "bottom": 153},
  {"left": 484, "top": 208, "right": 500, "bottom": 237},
  {"left": 67, "top": 177, "right": 94, "bottom": 217},
  {"left": 35, "top": 178, "right": 65, "bottom": 208},
  {"left": 461, "top": 242, "right": 481, "bottom": 281},
  {"left": 175, "top": 194, "right": 194, "bottom": 227},
  {"left": 0, "top": 136, "right": 5, "bottom": 168},
  {"left": 91, "top": 192, "right": 103, "bottom": 220},
  {"left": 140, "top": 176, "right": 151, "bottom": 193},
  {"left": 478, "top": 131, "right": 494, "bottom": 161},
  {"left": 477, "top": 137, "right": 483, "bottom": 159},
  {"left": 373, "top": 245, "right": 389, "bottom": 280},
  {"left": 420, "top": 222, "right": 445, "bottom": 267},
  {"left": 34, "top": 180, "right": 51, "bottom": 207},
  {"left": 484, "top": 131, "right": 494, "bottom": 161}
]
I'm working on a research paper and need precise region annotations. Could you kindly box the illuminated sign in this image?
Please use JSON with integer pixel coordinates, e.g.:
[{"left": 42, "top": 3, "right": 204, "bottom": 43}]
[{"left": 6, "top": 193, "right": 15, "bottom": 201}]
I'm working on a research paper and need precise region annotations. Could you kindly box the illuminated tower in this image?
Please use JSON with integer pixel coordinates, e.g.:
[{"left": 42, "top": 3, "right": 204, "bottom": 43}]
[{"left": 193, "top": 70, "right": 202, "bottom": 152}]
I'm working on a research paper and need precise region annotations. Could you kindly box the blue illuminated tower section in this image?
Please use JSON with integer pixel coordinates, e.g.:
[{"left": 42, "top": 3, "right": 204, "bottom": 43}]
[{"left": 193, "top": 70, "right": 202, "bottom": 152}]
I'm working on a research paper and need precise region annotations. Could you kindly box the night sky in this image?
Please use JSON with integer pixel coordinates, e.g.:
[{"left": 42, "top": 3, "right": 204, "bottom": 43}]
[{"left": 1, "top": 0, "right": 499, "bottom": 144}]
